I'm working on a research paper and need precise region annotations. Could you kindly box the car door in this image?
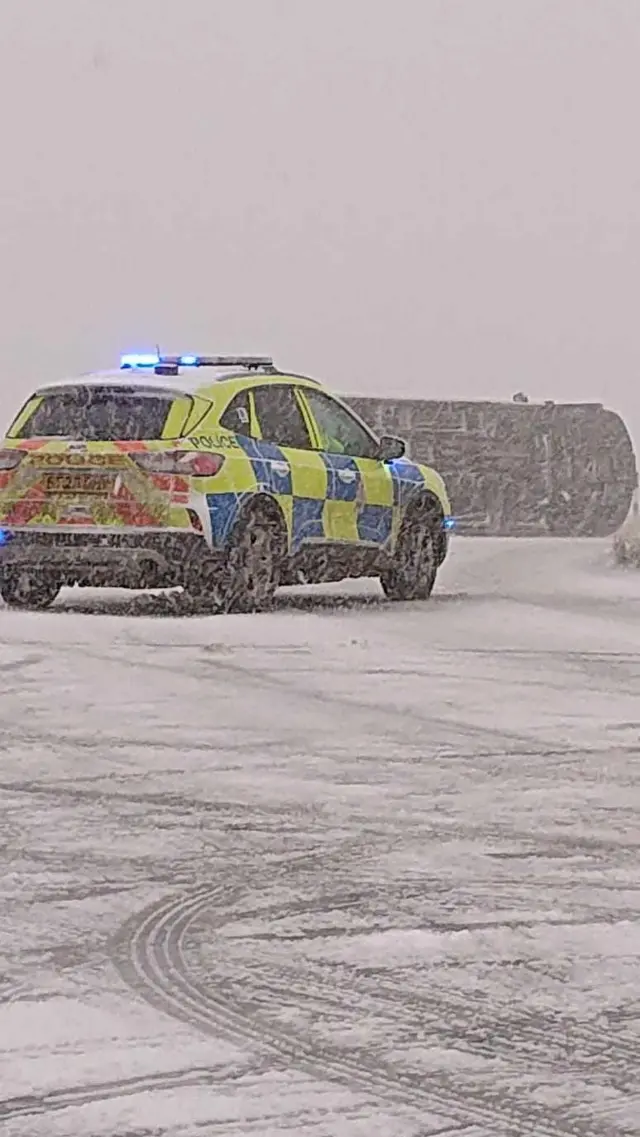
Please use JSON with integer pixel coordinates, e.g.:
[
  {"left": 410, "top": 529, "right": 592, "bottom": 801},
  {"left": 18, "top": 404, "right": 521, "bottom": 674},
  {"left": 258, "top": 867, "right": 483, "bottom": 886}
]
[
  {"left": 240, "top": 382, "right": 332, "bottom": 551},
  {"left": 297, "top": 386, "right": 396, "bottom": 548}
]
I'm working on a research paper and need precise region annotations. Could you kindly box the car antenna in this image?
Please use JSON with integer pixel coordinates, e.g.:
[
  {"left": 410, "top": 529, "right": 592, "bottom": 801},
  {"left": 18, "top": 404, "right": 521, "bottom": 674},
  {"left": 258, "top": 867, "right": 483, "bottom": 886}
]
[{"left": 152, "top": 342, "right": 182, "bottom": 376}]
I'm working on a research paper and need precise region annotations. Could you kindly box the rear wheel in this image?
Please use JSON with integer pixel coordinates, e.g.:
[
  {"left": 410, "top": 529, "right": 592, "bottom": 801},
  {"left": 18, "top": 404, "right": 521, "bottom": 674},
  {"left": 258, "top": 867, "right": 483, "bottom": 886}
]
[
  {"left": 183, "top": 502, "right": 287, "bottom": 614},
  {"left": 380, "top": 507, "right": 440, "bottom": 601},
  {"left": 0, "top": 568, "right": 61, "bottom": 610},
  {"left": 225, "top": 504, "right": 286, "bottom": 612}
]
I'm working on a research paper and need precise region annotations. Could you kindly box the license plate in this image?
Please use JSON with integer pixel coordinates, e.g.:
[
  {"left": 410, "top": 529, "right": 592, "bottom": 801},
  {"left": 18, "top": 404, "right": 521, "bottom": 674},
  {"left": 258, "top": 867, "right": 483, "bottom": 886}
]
[{"left": 41, "top": 472, "right": 114, "bottom": 494}]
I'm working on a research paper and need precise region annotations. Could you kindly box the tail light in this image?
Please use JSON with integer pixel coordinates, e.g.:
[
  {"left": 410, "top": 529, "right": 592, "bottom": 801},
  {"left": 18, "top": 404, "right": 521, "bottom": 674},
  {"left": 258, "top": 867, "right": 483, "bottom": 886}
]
[
  {"left": 130, "top": 450, "right": 225, "bottom": 477},
  {"left": 0, "top": 449, "right": 26, "bottom": 471}
]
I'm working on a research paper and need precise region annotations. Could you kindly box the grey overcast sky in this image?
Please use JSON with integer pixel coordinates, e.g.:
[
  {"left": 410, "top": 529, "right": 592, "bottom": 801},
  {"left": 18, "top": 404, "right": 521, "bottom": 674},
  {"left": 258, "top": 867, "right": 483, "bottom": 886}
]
[{"left": 0, "top": 0, "right": 639, "bottom": 446}]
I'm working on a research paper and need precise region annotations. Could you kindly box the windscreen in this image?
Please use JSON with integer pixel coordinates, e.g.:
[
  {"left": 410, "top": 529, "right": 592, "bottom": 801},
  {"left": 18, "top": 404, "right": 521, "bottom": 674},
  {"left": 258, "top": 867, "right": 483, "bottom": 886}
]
[{"left": 14, "top": 386, "right": 184, "bottom": 441}]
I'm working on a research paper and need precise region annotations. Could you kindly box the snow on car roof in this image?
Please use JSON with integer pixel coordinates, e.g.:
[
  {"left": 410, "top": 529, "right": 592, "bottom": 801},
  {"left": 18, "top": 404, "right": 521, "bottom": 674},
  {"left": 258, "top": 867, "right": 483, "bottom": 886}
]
[
  {"left": 33, "top": 367, "right": 322, "bottom": 399},
  {"left": 33, "top": 368, "right": 262, "bottom": 397}
]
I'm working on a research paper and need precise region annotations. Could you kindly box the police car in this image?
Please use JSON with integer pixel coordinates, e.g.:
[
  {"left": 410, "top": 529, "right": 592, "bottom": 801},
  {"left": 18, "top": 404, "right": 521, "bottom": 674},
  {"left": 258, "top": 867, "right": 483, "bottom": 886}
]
[{"left": 0, "top": 353, "right": 453, "bottom": 611}]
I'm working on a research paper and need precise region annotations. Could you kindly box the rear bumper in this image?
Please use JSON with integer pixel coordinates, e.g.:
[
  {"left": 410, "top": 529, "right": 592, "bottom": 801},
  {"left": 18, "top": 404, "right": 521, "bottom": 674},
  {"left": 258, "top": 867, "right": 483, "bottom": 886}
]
[{"left": 0, "top": 526, "right": 210, "bottom": 585}]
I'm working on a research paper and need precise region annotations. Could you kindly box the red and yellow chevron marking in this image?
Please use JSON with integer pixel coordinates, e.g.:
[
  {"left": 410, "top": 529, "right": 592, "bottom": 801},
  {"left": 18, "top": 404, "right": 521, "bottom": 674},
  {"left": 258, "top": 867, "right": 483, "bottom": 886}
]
[{"left": 0, "top": 444, "right": 194, "bottom": 531}]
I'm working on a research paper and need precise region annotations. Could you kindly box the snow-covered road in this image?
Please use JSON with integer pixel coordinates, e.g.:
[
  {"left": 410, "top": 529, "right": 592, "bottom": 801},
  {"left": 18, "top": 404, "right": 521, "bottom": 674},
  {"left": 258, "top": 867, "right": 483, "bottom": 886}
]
[{"left": 1, "top": 538, "right": 640, "bottom": 1137}]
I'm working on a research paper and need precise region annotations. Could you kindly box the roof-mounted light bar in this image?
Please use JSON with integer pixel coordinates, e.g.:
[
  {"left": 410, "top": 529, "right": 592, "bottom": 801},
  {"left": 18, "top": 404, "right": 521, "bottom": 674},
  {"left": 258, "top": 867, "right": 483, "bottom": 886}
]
[
  {"left": 120, "top": 353, "right": 274, "bottom": 372},
  {"left": 120, "top": 354, "right": 161, "bottom": 369}
]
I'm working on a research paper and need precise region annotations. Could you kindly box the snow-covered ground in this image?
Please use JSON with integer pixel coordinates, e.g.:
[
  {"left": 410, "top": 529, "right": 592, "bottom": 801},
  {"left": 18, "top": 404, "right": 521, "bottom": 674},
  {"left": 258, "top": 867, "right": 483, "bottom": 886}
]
[{"left": 1, "top": 537, "right": 640, "bottom": 1137}]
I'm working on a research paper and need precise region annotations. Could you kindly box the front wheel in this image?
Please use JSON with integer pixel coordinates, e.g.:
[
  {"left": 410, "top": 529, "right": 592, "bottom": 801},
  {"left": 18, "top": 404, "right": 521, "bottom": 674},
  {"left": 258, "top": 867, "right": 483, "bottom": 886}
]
[
  {"left": 0, "top": 568, "right": 61, "bottom": 610},
  {"left": 380, "top": 511, "right": 440, "bottom": 601}
]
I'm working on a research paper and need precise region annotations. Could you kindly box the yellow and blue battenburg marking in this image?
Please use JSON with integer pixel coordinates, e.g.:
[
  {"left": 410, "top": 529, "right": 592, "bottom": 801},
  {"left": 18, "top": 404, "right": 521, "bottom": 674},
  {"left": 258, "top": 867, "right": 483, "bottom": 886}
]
[
  {"left": 203, "top": 436, "right": 440, "bottom": 554},
  {"left": 389, "top": 458, "right": 426, "bottom": 505},
  {"left": 356, "top": 501, "right": 393, "bottom": 544},
  {"left": 236, "top": 437, "right": 293, "bottom": 496}
]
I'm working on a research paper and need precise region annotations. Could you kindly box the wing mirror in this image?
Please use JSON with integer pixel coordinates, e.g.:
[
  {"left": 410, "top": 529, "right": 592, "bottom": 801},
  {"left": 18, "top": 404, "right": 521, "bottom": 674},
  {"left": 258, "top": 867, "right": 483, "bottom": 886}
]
[{"left": 377, "top": 434, "right": 406, "bottom": 462}]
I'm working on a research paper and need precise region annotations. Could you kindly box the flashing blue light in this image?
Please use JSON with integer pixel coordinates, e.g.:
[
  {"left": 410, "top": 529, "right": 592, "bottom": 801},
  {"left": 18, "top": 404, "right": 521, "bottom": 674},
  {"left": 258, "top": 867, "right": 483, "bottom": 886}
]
[
  {"left": 120, "top": 353, "right": 159, "bottom": 370},
  {"left": 120, "top": 353, "right": 201, "bottom": 370},
  {"left": 0, "top": 529, "right": 13, "bottom": 546},
  {"left": 443, "top": 516, "right": 456, "bottom": 531}
]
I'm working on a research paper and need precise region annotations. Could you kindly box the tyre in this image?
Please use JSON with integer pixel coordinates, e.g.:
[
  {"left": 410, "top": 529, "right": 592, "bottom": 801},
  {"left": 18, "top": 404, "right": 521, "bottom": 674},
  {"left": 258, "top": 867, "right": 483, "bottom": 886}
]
[
  {"left": 183, "top": 501, "right": 287, "bottom": 614},
  {"left": 380, "top": 506, "right": 440, "bottom": 602},
  {"left": 226, "top": 503, "right": 286, "bottom": 612},
  {"left": 0, "top": 568, "right": 61, "bottom": 610}
]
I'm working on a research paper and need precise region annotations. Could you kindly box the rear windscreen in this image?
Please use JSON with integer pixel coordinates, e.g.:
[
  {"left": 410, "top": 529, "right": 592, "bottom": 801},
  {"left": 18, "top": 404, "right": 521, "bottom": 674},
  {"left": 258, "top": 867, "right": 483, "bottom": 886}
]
[{"left": 14, "top": 387, "right": 183, "bottom": 441}]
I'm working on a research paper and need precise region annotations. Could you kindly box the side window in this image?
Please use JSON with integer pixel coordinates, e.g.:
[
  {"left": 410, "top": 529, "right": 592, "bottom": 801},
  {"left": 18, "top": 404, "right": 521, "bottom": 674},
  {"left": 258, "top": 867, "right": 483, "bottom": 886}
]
[
  {"left": 252, "top": 384, "right": 312, "bottom": 450},
  {"left": 219, "top": 390, "right": 252, "bottom": 436},
  {"left": 303, "top": 389, "right": 378, "bottom": 460}
]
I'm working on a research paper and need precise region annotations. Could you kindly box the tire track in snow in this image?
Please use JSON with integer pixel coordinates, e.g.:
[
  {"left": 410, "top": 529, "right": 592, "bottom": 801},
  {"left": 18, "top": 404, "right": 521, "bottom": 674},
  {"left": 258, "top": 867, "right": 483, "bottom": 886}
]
[
  {"left": 0, "top": 1060, "right": 256, "bottom": 1122},
  {"left": 111, "top": 883, "right": 596, "bottom": 1137},
  {"left": 59, "top": 629, "right": 553, "bottom": 758},
  {"left": 189, "top": 890, "right": 640, "bottom": 1129},
  {"left": 0, "top": 652, "right": 44, "bottom": 675}
]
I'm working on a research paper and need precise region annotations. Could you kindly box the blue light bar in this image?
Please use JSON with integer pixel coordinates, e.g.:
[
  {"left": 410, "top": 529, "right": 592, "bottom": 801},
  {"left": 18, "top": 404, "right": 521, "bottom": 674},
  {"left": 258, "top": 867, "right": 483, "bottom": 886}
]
[
  {"left": 120, "top": 353, "right": 159, "bottom": 369},
  {"left": 120, "top": 353, "right": 201, "bottom": 370},
  {"left": 119, "top": 352, "right": 274, "bottom": 371}
]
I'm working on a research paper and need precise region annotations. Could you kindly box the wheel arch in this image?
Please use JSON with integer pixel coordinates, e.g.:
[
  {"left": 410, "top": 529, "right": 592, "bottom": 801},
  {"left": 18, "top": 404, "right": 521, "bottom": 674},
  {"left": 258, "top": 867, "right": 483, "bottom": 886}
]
[
  {"left": 208, "top": 489, "right": 291, "bottom": 553},
  {"left": 231, "top": 491, "right": 290, "bottom": 555}
]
